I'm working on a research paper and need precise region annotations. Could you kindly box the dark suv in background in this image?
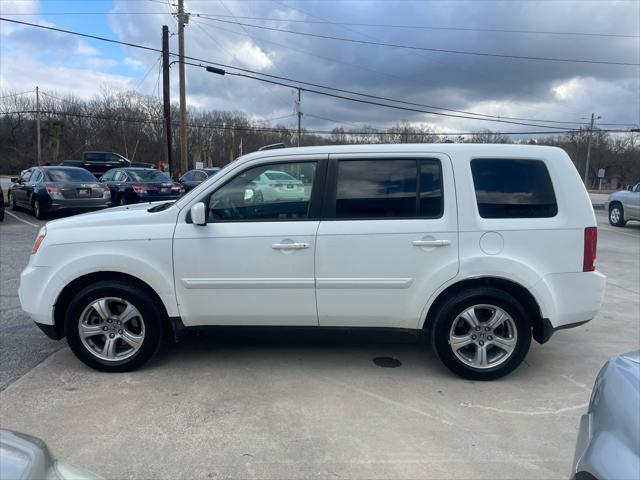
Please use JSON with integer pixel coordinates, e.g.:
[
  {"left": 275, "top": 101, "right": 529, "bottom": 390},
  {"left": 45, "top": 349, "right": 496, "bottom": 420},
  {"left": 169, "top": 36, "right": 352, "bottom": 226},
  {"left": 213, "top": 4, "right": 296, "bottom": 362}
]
[{"left": 60, "top": 151, "right": 154, "bottom": 177}]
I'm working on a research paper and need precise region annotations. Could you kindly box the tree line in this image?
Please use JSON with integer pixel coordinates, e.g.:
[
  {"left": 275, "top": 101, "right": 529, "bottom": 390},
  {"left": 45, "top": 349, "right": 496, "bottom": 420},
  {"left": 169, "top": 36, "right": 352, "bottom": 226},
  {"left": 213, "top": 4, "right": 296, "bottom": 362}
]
[{"left": 1, "top": 88, "right": 638, "bottom": 187}]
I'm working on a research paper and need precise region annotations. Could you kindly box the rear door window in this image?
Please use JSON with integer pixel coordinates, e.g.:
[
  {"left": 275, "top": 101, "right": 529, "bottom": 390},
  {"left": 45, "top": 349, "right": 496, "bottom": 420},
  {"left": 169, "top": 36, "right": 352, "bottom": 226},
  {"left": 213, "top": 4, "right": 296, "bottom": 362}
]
[
  {"left": 332, "top": 159, "right": 442, "bottom": 219},
  {"left": 471, "top": 159, "right": 557, "bottom": 218}
]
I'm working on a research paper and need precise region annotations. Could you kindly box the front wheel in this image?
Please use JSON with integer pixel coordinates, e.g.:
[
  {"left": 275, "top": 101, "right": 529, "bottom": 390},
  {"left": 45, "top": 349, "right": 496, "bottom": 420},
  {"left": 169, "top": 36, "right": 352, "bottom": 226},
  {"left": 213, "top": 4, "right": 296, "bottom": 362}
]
[
  {"left": 64, "top": 281, "right": 164, "bottom": 372},
  {"left": 609, "top": 204, "right": 626, "bottom": 227},
  {"left": 431, "top": 288, "right": 531, "bottom": 380}
]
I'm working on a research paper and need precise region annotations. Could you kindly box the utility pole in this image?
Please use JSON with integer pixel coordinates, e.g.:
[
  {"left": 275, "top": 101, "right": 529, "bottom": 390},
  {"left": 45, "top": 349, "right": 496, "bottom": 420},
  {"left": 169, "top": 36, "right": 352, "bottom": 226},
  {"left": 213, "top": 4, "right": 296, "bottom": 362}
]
[
  {"left": 583, "top": 113, "right": 600, "bottom": 187},
  {"left": 177, "top": 0, "right": 188, "bottom": 174},
  {"left": 161, "top": 25, "right": 173, "bottom": 176},
  {"left": 296, "top": 88, "right": 302, "bottom": 147},
  {"left": 36, "top": 86, "right": 41, "bottom": 166}
]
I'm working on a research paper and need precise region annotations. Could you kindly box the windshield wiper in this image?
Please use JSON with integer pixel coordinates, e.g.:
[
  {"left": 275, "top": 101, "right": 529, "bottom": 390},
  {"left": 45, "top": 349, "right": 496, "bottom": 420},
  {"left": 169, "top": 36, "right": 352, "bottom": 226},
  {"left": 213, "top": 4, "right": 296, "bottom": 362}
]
[{"left": 147, "top": 201, "right": 175, "bottom": 212}]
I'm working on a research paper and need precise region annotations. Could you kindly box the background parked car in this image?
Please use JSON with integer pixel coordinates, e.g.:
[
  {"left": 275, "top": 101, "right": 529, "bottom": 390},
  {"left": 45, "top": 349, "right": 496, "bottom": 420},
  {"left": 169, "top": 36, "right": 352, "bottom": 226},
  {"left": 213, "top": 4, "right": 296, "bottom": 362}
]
[
  {"left": 0, "top": 184, "right": 4, "bottom": 222},
  {"left": 100, "top": 167, "right": 184, "bottom": 205},
  {"left": 60, "top": 151, "right": 153, "bottom": 177},
  {"left": 8, "top": 166, "right": 110, "bottom": 219},
  {"left": 571, "top": 350, "right": 639, "bottom": 480},
  {"left": 178, "top": 168, "right": 220, "bottom": 192},
  {"left": 249, "top": 169, "right": 306, "bottom": 202},
  {"left": 605, "top": 182, "right": 640, "bottom": 227}
]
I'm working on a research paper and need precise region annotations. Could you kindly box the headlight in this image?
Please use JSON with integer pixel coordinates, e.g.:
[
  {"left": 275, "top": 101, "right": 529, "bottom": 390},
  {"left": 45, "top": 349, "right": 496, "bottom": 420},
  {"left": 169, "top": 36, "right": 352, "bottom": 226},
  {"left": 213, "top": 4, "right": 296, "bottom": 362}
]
[{"left": 32, "top": 226, "right": 47, "bottom": 254}]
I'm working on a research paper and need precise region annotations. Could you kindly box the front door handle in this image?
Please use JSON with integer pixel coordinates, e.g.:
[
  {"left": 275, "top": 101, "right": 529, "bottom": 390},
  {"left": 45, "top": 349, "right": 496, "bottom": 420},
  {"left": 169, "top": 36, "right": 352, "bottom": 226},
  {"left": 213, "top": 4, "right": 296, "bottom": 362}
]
[
  {"left": 412, "top": 239, "right": 451, "bottom": 247},
  {"left": 272, "top": 242, "right": 310, "bottom": 250}
]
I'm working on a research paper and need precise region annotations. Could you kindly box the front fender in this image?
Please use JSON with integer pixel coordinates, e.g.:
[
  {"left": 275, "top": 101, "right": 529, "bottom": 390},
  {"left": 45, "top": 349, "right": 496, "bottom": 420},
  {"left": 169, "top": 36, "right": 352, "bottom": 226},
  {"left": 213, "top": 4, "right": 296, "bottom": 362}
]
[{"left": 38, "top": 245, "right": 178, "bottom": 323}]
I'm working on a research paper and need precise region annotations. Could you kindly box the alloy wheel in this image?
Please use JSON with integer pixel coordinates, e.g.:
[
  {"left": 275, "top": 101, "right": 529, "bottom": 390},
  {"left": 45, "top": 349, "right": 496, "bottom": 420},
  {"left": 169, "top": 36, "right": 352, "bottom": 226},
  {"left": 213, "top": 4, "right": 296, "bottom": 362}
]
[
  {"left": 78, "top": 297, "right": 145, "bottom": 362},
  {"left": 448, "top": 304, "right": 518, "bottom": 369},
  {"left": 610, "top": 207, "right": 621, "bottom": 224}
]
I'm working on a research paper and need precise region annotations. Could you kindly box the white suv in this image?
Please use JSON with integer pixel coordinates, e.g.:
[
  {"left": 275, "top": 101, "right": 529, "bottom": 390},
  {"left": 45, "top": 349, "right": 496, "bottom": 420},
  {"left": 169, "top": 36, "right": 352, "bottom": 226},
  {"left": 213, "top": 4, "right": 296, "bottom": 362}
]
[{"left": 19, "top": 144, "right": 606, "bottom": 380}]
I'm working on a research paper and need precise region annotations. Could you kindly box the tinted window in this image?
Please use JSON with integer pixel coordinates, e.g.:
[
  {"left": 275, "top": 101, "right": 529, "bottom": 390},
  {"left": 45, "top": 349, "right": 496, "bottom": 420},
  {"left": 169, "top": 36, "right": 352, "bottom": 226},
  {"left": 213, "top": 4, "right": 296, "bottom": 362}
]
[
  {"left": 180, "top": 171, "right": 194, "bottom": 182},
  {"left": 44, "top": 168, "right": 96, "bottom": 182},
  {"left": 85, "top": 152, "right": 124, "bottom": 163},
  {"left": 419, "top": 160, "right": 443, "bottom": 218},
  {"left": 20, "top": 170, "right": 33, "bottom": 182},
  {"left": 113, "top": 171, "right": 127, "bottom": 182},
  {"left": 207, "top": 162, "right": 316, "bottom": 221},
  {"left": 31, "top": 170, "right": 43, "bottom": 183},
  {"left": 192, "top": 171, "right": 207, "bottom": 181},
  {"left": 100, "top": 170, "right": 114, "bottom": 181},
  {"left": 334, "top": 159, "right": 442, "bottom": 219},
  {"left": 471, "top": 159, "right": 557, "bottom": 218},
  {"left": 128, "top": 170, "right": 171, "bottom": 182}
]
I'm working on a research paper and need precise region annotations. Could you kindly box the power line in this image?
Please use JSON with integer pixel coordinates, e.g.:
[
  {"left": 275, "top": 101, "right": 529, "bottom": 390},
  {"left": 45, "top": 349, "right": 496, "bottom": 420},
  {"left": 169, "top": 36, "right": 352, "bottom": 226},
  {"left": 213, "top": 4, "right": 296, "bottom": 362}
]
[
  {"left": 184, "top": 13, "right": 640, "bottom": 39},
  {"left": 0, "top": 89, "right": 35, "bottom": 100},
  {"left": 1, "top": 109, "right": 631, "bottom": 136},
  {"left": 1, "top": 17, "right": 637, "bottom": 130},
  {"left": 196, "top": 16, "right": 640, "bottom": 66},
  {"left": 5, "top": 10, "right": 636, "bottom": 39}
]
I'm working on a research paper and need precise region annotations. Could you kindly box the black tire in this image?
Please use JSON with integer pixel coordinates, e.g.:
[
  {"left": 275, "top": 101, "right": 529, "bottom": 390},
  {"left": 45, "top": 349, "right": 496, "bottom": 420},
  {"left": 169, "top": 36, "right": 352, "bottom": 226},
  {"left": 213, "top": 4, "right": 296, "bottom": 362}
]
[
  {"left": 64, "top": 280, "right": 164, "bottom": 372},
  {"left": 117, "top": 194, "right": 128, "bottom": 206},
  {"left": 430, "top": 287, "right": 532, "bottom": 381},
  {"left": 32, "top": 198, "right": 46, "bottom": 220},
  {"left": 608, "top": 203, "right": 626, "bottom": 227},
  {"left": 8, "top": 192, "right": 17, "bottom": 211}
]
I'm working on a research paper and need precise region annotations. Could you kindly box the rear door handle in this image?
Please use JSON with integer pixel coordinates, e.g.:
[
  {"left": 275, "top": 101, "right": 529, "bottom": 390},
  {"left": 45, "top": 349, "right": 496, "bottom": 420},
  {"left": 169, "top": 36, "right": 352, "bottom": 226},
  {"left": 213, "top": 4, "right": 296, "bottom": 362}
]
[
  {"left": 272, "top": 243, "right": 310, "bottom": 250},
  {"left": 412, "top": 239, "right": 451, "bottom": 247}
]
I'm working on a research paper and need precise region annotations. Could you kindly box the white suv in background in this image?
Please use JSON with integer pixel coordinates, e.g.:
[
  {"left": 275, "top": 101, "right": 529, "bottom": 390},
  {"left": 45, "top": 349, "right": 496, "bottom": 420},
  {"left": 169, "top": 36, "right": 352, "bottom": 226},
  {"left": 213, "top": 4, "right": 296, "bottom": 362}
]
[{"left": 19, "top": 144, "right": 606, "bottom": 380}]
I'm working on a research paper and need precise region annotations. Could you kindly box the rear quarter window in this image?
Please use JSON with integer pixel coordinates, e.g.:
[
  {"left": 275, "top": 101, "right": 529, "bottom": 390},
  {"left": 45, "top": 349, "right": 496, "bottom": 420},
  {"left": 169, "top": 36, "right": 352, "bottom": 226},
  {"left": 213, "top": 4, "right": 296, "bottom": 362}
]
[{"left": 471, "top": 158, "right": 557, "bottom": 219}]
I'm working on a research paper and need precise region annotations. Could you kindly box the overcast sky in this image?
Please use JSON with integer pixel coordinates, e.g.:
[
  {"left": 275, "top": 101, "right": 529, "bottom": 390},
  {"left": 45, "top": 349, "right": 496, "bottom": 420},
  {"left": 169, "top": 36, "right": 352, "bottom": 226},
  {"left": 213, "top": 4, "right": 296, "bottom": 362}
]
[{"left": 1, "top": 0, "right": 639, "bottom": 136}]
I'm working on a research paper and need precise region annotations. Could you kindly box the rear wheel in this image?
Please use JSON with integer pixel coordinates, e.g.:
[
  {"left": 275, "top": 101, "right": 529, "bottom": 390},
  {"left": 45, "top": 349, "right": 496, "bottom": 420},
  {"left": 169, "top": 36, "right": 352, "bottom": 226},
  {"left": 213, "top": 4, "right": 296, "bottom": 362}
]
[
  {"left": 431, "top": 287, "right": 531, "bottom": 380},
  {"left": 64, "top": 281, "right": 163, "bottom": 372},
  {"left": 32, "top": 198, "right": 45, "bottom": 219},
  {"left": 117, "top": 195, "right": 128, "bottom": 206},
  {"left": 609, "top": 203, "right": 626, "bottom": 227},
  {"left": 8, "top": 192, "right": 17, "bottom": 211}
]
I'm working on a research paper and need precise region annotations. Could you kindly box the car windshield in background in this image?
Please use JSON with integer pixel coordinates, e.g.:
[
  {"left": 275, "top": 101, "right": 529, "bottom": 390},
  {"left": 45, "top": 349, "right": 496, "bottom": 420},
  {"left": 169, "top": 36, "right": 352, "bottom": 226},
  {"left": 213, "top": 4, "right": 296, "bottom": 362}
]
[
  {"left": 44, "top": 168, "right": 96, "bottom": 182},
  {"left": 128, "top": 170, "right": 171, "bottom": 182}
]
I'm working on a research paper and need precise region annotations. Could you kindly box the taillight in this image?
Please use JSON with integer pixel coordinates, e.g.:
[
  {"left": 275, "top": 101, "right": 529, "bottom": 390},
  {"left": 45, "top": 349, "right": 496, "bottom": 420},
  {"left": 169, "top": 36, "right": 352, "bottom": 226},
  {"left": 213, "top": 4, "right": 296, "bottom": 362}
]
[
  {"left": 583, "top": 227, "right": 597, "bottom": 272},
  {"left": 132, "top": 185, "right": 147, "bottom": 193},
  {"left": 102, "top": 185, "right": 110, "bottom": 197},
  {"left": 46, "top": 186, "right": 63, "bottom": 199},
  {"left": 171, "top": 184, "right": 185, "bottom": 193}
]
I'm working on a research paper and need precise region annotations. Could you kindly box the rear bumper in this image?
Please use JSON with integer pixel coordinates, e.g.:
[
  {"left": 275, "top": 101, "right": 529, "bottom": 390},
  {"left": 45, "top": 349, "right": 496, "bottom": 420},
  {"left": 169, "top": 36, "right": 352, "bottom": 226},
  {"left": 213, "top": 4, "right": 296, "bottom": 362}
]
[
  {"left": 532, "top": 271, "right": 606, "bottom": 330},
  {"left": 46, "top": 199, "right": 111, "bottom": 212}
]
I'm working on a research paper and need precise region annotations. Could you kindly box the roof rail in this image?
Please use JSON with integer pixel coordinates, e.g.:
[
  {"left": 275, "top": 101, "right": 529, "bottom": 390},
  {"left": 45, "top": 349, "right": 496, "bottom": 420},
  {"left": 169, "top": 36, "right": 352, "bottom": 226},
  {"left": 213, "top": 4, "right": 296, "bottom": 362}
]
[{"left": 258, "top": 143, "right": 287, "bottom": 151}]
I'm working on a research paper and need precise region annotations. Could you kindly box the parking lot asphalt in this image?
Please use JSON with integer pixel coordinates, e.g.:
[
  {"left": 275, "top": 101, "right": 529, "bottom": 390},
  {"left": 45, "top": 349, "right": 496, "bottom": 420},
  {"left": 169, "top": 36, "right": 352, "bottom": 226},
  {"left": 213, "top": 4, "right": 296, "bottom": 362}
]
[{"left": 0, "top": 208, "right": 638, "bottom": 479}]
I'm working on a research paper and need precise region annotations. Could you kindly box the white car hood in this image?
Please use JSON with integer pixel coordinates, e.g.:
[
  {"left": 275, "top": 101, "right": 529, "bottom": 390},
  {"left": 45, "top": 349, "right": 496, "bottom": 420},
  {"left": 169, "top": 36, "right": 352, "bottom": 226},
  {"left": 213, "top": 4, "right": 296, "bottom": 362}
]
[{"left": 44, "top": 201, "right": 178, "bottom": 231}]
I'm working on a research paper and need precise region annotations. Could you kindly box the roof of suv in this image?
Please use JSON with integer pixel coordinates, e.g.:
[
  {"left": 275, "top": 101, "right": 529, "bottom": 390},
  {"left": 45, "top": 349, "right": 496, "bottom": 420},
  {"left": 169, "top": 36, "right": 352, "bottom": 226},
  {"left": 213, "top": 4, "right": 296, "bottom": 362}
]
[{"left": 237, "top": 143, "right": 564, "bottom": 163}]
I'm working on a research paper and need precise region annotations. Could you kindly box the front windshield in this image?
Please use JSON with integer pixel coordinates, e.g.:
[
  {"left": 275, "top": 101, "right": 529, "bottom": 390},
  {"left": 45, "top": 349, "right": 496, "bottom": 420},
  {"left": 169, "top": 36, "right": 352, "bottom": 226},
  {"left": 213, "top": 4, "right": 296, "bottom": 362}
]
[
  {"left": 128, "top": 170, "right": 171, "bottom": 182},
  {"left": 44, "top": 168, "right": 97, "bottom": 182}
]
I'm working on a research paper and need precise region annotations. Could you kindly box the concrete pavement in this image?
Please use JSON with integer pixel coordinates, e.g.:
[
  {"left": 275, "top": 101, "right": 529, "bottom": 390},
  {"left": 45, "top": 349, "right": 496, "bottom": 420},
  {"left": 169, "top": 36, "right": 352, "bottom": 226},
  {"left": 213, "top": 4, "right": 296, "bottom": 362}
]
[{"left": 0, "top": 212, "right": 638, "bottom": 479}]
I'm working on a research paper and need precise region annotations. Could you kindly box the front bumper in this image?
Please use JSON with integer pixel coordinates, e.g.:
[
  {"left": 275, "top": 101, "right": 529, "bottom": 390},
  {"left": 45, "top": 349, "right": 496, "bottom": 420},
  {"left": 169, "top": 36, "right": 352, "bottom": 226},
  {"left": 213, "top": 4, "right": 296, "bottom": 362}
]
[
  {"left": 19, "top": 265, "right": 56, "bottom": 327},
  {"left": 571, "top": 413, "right": 592, "bottom": 479}
]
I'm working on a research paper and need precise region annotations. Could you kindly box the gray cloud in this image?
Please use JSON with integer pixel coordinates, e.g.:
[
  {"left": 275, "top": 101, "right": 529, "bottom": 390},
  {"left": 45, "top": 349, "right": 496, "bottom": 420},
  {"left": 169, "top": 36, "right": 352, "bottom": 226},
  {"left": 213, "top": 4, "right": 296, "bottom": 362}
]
[{"left": 3, "top": 0, "right": 639, "bottom": 135}]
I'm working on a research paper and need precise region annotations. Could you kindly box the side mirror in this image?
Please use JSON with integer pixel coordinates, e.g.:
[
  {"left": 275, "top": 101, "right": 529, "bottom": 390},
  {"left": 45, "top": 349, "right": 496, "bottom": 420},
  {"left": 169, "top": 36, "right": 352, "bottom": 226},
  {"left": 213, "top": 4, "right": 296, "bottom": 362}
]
[
  {"left": 190, "top": 202, "right": 207, "bottom": 226},
  {"left": 10, "top": 177, "right": 19, "bottom": 183}
]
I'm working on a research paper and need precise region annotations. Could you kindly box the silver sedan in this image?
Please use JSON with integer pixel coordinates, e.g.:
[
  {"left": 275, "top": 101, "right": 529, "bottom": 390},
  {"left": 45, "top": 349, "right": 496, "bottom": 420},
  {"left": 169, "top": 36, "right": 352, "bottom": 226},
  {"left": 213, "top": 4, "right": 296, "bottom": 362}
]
[
  {"left": 571, "top": 350, "right": 640, "bottom": 480},
  {"left": 605, "top": 182, "right": 640, "bottom": 227}
]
